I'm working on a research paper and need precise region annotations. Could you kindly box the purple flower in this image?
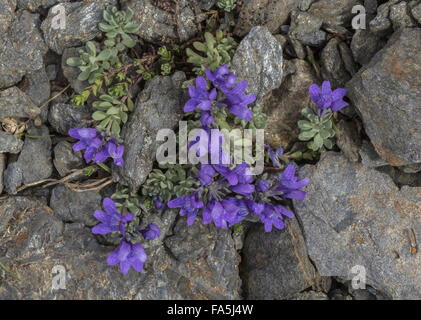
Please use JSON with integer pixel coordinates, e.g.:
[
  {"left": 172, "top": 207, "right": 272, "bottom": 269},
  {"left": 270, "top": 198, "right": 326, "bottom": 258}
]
[
  {"left": 266, "top": 145, "right": 284, "bottom": 168},
  {"left": 222, "top": 80, "right": 255, "bottom": 121},
  {"left": 91, "top": 198, "right": 134, "bottom": 235},
  {"left": 153, "top": 196, "right": 165, "bottom": 210},
  {"left": 202, "top": 198, "right": 242, "bottom": 228},
  {"left": 107, "top": 241, "right": 147, "bottom": 274},
  {"left": 184, "top": 77, "right": 217, "bottom": 112},
  {"left": 68, "top": 128, "right": 102, "bottom": 163},
  {"left": 256, "top": 179, "right": 270, "bottom": 193},
  {"left": 309, "top": 81, "right": 348, "bottom": 112},
  {"left": 258, "top": 204, "right": 294, "bottom": 232},
  {"left": 274, "top": 164, "right": 309, "bottom": 200},
  {"left": 200, "top": 111, "right": 215, "bottom": 127},
  {"left": 140, "top": 223, "right": 160, "bottom": 240},
  {"left": 205, "top": 65, "right": 237, "bottom": 90},
  {"left": 167, "top": 192, "right": 204, "bottom": 226},
  {"left": 214, "top": 162, "right": 253, "bottom": 186},
  {"left": 198, "top": 164, "right": 216, "bottom": 186},
  {"left": 94, "top": 140, "right": 125, "bottom": 166}
]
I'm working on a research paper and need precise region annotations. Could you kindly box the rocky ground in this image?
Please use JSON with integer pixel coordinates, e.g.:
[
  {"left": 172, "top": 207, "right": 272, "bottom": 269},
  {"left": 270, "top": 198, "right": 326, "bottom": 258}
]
[{"left": 0, "top": 0, "right": 420, "bottom": 300}]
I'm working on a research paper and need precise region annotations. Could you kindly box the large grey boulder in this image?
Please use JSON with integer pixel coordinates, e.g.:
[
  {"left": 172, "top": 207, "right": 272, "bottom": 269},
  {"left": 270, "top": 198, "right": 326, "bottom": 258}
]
[
  {"left": 41, "top": 0, "right": 116, "bottom": 54},
  {"left": 293, "top": 152, "right": 421, "bottom": 300},
  {"left": 231, "top": 26, "right": 284, "bottom": 102},
  {"left": 234, "top": 0, "right": 299, "bottom": 37},
  {"left": 0, "top": 0, "right": 16, "bottom": 36},
  {"left": 17, "top": 0, "right": 70, "bottom": 11},
  {"left": 121, "top": 0, "right": 198, "bottom": 44},
  {"left": 0, "top": 131, "right": 24, "bottom": 154},
  {"left": 3, "top": 125, "right": 53, "bottom": 194},
  {"left": 0, "top": 197, "right": 241, "bottom": 299},
  {"left": 308, "top": 0, "right": 361, "bottom": 26},
  {"left": 48, "top": 102, "right": 92, "bottom": 135},
  {"left": 241, "top": 218, "right": 320, "bottom": 299},
  {"left": 347, "top": 28, "right": 421, "bottom": 166},
  {"left": 113, "top": 72, "right": 186, "bottom": 191},
  {"left": 0, "top": 87, "right": 41, "bottom": 121},
  {"left": 0, "top": 10, "right": 47, "bottom": 89}
]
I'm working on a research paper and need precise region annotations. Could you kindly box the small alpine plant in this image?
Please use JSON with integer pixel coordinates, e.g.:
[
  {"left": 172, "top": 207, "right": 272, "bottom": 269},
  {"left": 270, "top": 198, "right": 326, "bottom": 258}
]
[{"left": 167, "top": 65, "right": 309, "bottom": 232}]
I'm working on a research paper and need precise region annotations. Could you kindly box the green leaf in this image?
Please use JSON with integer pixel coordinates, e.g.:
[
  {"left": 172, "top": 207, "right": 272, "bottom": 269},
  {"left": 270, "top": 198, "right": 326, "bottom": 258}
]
[
  {"left": 92, "top": 111, "right": 107, "bottom": 121},
  {"left": 78, "top": 69, "right": 91, "bottom": 81},
  {"left": 107, "top": 106, "right": 120, "bottom": 115},
  {"left": 66, "top": 57, "right": 83, "bottom": 67},
  {"left": 298, "top": 129, "right": 317, "bottom": 141},
  {"left": 323, "top": 138, "right": 334, "bottom": 149},
  {"left": 314, "top": 133, "right": 324, "bottom": 149},
  {"left": 111, "top": 120, "right": 121, "bottom": 137},
  {"left": 99, "top": 22, "right": 115, "bottom": 32},
  {"left": 97, "top": 49, "right": 112, "bottom": 61},
  {"left": 86, "top": 41, "right": 97, "bottom": 56},
  {"left": 297, "top": 120, "right": 313, "bottom": 130}
]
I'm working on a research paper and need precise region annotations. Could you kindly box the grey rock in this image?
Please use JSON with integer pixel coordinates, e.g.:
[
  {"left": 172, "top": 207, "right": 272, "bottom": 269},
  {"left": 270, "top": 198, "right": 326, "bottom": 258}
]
[
  {"left": 234, "top": 0, "right": 299, "bottom": 37},
  {"left": 264, "top": 59, "right": 319, "bottom": 148},
  {"left": 0, "top": 0, "right": 16, "bottom": 36},
  {"left": 53, "top": 140, "right": 84, "bottom": 177},
  {"left": 350, "top": 30, "right": 386, "bottom": 66},
  {"left": 293, "top": 152, "right": 421, "bottom": 300},
  {"left": 369, "top": 0, "right": 399, "bottom": 34},
  {"left": 347, "top": 28, "right": 421, "bottom": 166},
  {"left": 289, "top": 11, "right": 326, "bottom": 47},
  {"left": 62, "top": 47, "right": 88, "bottom": 93},
  {"left": 241, "top": 218, "right": 319, "bottom": 299},
  {"left": 359, "top": 140, "right": 388, "bottom": 168},
  {"left": 231, "top": 26, "right": 284, "bottom": 102},
  {"left": 3, "top": 125, "right": 52, "bottom": 194},
  {"left": 48, "top": 102, "right": 91, "bottom": 135},
  {"left": 390, "top": 1, "right": 416, "bottom": 29},
  {"left": 17, "top": 0, "right": 70, "bottom": 11},
  {"left": 0, "top": 10, "right": 47, "bottom": 89},
  {"left": 21, "top": 68, "right": 51, "bottom": 108},
  {"left": 50, "top": 185, "right": 101, "bottom": 226},
  {"left": 0, "top": 198, "right": 240, "bottom": 299},
  {"left": 299, "top": 0, "right": 316, "bottom": 11},
  {"left": 412, "top": 2, "right": 421, "bottom": 23},
  {"left": 113, "top": 72, "right": 186, "bottom": 191},
  {"left": 46, "top": 65, "right": 58, "bottom": 81},
  {"left": 320, "top": 38, "right": 351, "bottom": 88},
  {"left": 308, "top": 0, "right": 361, "bottom": 26},
  {"left": 41, "top": 0, "right": 117, "bottom": 54},
  {"left": 377, "top": 166, "right": 421, "bottom": 187},
  {"left": 0, "top": 131, "right": 24, "bottom": 154},
  {"left": 197, "top": 0, "right": 216, "bottom": 10},
  {"left": 336, "top": 120, "right": 361, "bottom": 162},
  {"left": 0, "top": 87, "right": 41, "bottom": 120},
  {"left": 338, "top": 41, "right": 359, "bottom": 77},
  {"left": 121, "top": 0, "right": 198, "bottom": 44},
  {"left": 0, "top": 154, "right": 5, "bottom": 194},
  {"left": 290, "top": 291, "right": 329, "bottom": 300}
]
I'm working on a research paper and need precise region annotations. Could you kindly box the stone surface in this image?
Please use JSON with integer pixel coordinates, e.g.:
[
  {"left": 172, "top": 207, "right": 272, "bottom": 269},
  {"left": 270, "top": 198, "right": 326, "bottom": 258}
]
[
  {"left": 53, "top": 141, "right": 84, "bottom": 177},
  {"left": 412, "top": 2, "right": 421, "bottom": 24},
  {"left": 0, "top": 131, "right": 24, "bottom": 154},
  {"left": 264, "top": 59, "right": 319, "bottom": 148},
  {"left": 48, "top": 102, "right": 92, "bottom": 135},
  {"left": 17, "top": 0, "right": 70, "bottom": 11},
  {"left": 0, "top": 87, "right": 41, "bottom": 120},
  {"left": 0, "top": 198, "right": 241, "bottom": 299},
  {"left": 122, "top": 0, "right": 199, "bottom": 44},
  {"left": 308, "top": 0, "right": 361, "bottom": 26},
  {"left": 41, "top": 0, "right": 116, "bottom": 54},
  {"left": 389, "top": 1, "right": 416, "bottom": 30},
  {"left": 335, "top": 120, "right": 362, "bottom": 162},
  {"left": 293, "top": 152, "right": 421, "bottom": 300},
  {"left": 241, "top": 218, "right": 319, "bottom": 299},
  {"left": 234, "top": 0, "right": 299, "bottom": 37},
  {"left": 62, "top": 47, "right": 88, "bottom": 93},
  {"left": 0, "top": 10, "right": 47, "bottom": 89},
  {"left": 50, "top": 185, "right": 101, "bottom": 226},
  {"left": 347, "top": 28, "right": 421, "bottom": 166},
  {"left": 231, "top": 26, "right": 284, "bottom": 102},
  {"left": 359, "top": 140, "right": 388, "bottom": 168},
  {"left": 3, "top": 125, "right": 53, "bottom": 194},
  {"left": 0, "top": 154, "right": 5, "bottom": 195},
  {"left": 113, "top": 72, "right": 186, "bottom": 191},
  {"left": 350, "top": 30, "right": 386, "bottom": 66},
  {"left": 320, "top": 38, "right": 352, "bottom": 88},
  {"left": 0, "top": 0, "right": 16, "bottom": 36},
  {"left": 288, "top": 11, "right": 326, "bottom": 47},
  {"left": 369, "top": 0, "right": 399, "bottom": 34}
]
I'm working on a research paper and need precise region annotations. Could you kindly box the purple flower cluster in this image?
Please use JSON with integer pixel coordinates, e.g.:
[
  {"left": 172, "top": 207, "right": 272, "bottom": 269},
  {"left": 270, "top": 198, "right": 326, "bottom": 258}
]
[
  {"left": 309, "top": 80, "right": 348, "bottom": 113},
  {"left": 91, "top": 197, "right": 160, "bottom": 274},
  {"left": 185, "top": 65, "right": 256, "bottom": 127},
  {"left": 68, "top": 128, "right": 124, "bottom": 166},
  {"left": 168, "top": 66, "right": 310, "bottom": 232}
]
